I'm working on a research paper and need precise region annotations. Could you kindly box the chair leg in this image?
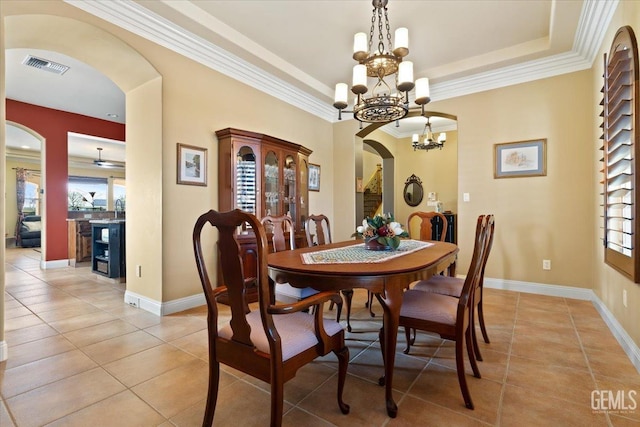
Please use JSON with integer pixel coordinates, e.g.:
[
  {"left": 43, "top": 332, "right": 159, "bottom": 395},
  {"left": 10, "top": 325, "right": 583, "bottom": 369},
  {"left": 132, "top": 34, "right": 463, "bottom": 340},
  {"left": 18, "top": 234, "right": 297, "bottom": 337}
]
[
  {"left": 403, "top": 326, "right": 412, "bottom": 354},
  {"left": 270, "top": 374, "right": 284, "bottom": 427},
  {"left": 329, "top": 300, "right": 335, "bottom": 311},
  {"left": 471, "top": 306, "right": 483, "bottom": 362},
  {"left": 478, "top": 299, "right": 490, "bottom": 343},
  {"left": 334, "top": 298, "right": 343, "bottom": 327},
  {"left": 342, "top": 289, "right": 354, "bottom": 332},
  {"left": 455, "top": 337, "right": 475, "bottom": 410},
  {"left": 202, "top": 360, "right": 220, "bottom": 426},
  {"left": 366, "top": 291, "right": 376, "bottom": 317},
  {"left": 334, "top": 346, "right": 351, "bottom": 414},
  {"left": 466, "top": 325, "right": 481, "bottom": 379}
]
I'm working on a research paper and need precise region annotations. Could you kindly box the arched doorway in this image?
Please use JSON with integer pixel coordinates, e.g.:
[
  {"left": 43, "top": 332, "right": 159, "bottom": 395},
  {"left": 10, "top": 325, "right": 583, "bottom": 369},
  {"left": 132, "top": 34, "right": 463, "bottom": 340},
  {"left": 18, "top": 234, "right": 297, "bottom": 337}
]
[
  {"left": 3, "top": 14, "right": 162, "bottom": 309},
  {"left": 356, "top": 111, "right": 458, "bottom": 227}
]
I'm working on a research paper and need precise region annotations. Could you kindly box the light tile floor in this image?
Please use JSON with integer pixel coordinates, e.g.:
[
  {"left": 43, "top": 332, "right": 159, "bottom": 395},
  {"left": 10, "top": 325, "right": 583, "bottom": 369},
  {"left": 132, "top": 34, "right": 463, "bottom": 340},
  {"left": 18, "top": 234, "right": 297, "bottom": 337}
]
[{"left": 1, "top": 248, "right": 639, "bottom": 426}]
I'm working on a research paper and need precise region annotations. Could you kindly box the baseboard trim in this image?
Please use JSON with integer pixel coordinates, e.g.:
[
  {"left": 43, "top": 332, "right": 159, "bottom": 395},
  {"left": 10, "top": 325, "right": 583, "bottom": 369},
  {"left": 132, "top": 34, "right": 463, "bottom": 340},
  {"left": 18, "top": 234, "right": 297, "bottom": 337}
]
[
  {"left": 484, "top": 277, "right": 595, "bottom": 300},
  {"left": 41, "top": 259, "right": 69, "bottom": 269},
  {"left": 591, "top": 297, "right": 640, "bottom": 374},
  {"left": 484, "top": 277, "right": 640, "bottom": 373},
  {"left": 160, "top": 293, "right": 206, "bottom": 316},
  {"left": 124, "top": 291, "right": 162, "bottom": 316},
  {"left": 124, "top": 291, "right": 206, "bottom": 316},
  {"left": 0, "top": 340, "right": 8, "bottom": 362}
]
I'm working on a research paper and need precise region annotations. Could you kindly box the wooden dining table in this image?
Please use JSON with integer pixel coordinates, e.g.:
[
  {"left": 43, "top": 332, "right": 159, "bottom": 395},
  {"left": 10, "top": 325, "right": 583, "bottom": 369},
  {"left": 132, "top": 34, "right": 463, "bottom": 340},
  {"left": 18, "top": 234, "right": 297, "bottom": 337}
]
[{"left": 267, "top": 239, "right": 458, "bottom": 418}]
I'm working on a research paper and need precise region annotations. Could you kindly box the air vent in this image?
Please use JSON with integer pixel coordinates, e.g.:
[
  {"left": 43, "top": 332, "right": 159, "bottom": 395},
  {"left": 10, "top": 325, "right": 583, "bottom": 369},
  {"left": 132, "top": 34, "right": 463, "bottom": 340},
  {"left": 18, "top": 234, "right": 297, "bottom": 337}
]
[{"left": 22, "top": 55, "right": 70, "bottom": 75}]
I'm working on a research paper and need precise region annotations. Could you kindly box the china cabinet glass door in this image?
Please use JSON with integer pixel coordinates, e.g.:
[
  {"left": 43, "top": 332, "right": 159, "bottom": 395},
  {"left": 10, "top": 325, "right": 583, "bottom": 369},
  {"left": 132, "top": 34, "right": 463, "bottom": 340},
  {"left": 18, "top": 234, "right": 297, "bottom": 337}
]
[
  {"left": 299, "top": 158, "right": 308, "bottom": 228},
  {"left": 236, "top": 146, "right": 257, "bottom": 215},
  {"left": 264, "top": 151, "right": 280, "bottom": 216},
  {"left": 284, "top": 155, "right": 296, "bottom": 221}
]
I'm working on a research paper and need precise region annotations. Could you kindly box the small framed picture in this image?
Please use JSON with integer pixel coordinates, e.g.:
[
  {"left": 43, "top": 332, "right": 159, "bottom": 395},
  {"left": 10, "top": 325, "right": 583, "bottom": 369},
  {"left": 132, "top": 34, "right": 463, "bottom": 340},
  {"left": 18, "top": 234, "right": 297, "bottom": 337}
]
[
  {"left": 494, "top": 139, "right": 546, "bottom": 179},
  {"left": 309, "top": 163, "right": 321, "bottom": 191},
  {"left": 177, "top": 143, "right": 207, "bottom": 186}
]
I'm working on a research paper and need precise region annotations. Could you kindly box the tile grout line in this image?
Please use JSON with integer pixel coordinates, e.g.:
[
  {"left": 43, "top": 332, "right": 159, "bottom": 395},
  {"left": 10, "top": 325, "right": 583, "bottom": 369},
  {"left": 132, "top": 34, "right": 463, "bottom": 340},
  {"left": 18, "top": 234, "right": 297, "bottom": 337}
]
[
  {"left": 567, "top": 299, "right": 614, "bottom": 427},
  {"left": 493, "top": 291, "right": 519, "bottom": 427},
  {"left": 3, "top": 255, "right": 174, "bottom": 425}
]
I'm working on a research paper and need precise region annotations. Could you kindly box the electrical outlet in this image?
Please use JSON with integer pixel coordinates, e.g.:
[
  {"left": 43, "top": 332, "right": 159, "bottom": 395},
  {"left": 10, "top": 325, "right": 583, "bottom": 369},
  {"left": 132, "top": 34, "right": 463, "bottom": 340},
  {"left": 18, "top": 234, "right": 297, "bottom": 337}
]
[
  {"left": 136, "top": 265, "right": 142, "bottom": 278},
  {"left": 463, "top": 193, "right": 470, "bottom": 202},
  {"left": 623, "top": 289, "right": 628, "bottom": 308},
  {"left": 542, "top": 259, "right": 551, "bottom": 270}
]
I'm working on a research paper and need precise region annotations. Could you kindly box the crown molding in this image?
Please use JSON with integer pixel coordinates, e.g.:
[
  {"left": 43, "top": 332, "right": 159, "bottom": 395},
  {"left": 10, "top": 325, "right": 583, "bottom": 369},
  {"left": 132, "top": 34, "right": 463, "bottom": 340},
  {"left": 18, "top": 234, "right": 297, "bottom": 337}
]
[{"left": 66, "top": 0, "right": 617, "bottom": 124}]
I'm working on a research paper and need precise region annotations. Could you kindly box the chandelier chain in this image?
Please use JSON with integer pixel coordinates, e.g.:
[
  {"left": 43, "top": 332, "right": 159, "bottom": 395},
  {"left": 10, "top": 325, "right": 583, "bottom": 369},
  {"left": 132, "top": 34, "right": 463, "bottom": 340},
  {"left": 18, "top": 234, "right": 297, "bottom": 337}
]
[
  {"left": 384, "top": 7, "right": 392, "bottom": 53},
  {"left": 369, "top": 8, "right": 376, "bottom": 52}
]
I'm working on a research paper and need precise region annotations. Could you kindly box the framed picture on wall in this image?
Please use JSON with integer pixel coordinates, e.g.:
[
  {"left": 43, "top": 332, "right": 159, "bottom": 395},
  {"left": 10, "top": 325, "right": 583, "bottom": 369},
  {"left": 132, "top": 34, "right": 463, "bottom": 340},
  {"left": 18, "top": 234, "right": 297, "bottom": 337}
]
[
  {"left": 177, "top": 143, "right": 208, "bottom": 186},
  {"left": 494, "top": 139, "right": 546, "bottom": 178},
  {"left": 309, "top": 163, "right": 321, "bottom": 191}
]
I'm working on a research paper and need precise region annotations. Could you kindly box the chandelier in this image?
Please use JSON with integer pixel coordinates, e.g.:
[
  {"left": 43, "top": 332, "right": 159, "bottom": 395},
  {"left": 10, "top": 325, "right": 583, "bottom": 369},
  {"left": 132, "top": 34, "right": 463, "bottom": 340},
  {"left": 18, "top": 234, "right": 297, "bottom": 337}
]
[
  {"left": 412, "top": 117, "right": 446, "bottom": 151},
  {"left": 333, "top": 0, "right": 430, "bottom": 124}
]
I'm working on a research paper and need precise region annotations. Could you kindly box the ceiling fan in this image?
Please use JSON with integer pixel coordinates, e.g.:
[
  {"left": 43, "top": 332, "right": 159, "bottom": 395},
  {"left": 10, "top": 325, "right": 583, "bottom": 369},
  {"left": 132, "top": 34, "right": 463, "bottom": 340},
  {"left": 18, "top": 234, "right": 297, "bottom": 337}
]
[{"left": 94, "top": 147, "right": 124, "bottom": 169}]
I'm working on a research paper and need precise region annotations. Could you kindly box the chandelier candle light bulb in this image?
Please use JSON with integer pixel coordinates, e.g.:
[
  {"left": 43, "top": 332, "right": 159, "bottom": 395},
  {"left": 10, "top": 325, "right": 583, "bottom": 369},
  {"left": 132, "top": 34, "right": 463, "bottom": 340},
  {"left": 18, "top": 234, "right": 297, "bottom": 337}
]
[
  {"left": 353, "top": 32, "right": 368, "bottom": 58},
  {"left": 415, "top": 78, "right": 430, "bottom": 105},
  {"left": 352, "top": 64, "right": 368, "bottom": 93},
  {"left": 334, "top": 83, "right": 349, "bottom": 109},
  {"left": 397, "top": 61, "right": 414, "bottom": 92},
  {"left": 393, "top": 27, "right": 408, "bottom": 56}
]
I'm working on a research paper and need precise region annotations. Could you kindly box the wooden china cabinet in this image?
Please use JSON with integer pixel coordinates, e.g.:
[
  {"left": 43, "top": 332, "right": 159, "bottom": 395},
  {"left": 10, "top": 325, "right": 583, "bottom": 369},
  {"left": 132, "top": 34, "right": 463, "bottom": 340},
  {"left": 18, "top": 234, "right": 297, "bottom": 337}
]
[{"left": 216, "top": 128, "right": 312, "bottom": 302}]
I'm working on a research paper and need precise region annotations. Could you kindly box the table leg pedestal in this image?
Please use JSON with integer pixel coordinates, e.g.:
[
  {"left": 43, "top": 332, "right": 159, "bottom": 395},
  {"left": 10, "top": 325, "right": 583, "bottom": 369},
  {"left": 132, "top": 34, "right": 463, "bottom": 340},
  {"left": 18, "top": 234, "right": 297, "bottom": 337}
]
[{"left": 374, "top": 285, "right": 404, "bottom": 418}]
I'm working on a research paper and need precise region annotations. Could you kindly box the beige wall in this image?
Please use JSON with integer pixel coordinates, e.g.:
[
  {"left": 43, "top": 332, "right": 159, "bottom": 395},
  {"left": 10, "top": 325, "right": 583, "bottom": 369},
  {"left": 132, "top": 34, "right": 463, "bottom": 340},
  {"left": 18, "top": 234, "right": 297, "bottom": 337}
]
[
  {"left": 390, "top": 131, "right": 458, "bottom": 225},
  {"left": 1, "top": 0, "right": 639, "bottom": 353},
  {"left": 362, "top": 150, "right": 381, "bottom": 186},
  {"left": 424, "top": 71, "right": 594, "bottom": 292},
  {"left": 592, "top": 1, "right": 640, "bottom": 347}
]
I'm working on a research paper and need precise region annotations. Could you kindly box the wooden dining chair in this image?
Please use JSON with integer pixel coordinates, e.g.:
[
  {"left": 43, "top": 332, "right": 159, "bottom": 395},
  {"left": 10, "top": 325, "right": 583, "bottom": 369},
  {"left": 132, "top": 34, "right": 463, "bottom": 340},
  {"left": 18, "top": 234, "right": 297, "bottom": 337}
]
[
  {"left": 411, "top": 214, "right": 495, "bottom": 361},
  {"left": 365, "top": 211, "right": 451, "bottom": 318},
  {"left": 392, "top": 215, "right": 491, "bottom": 410},
  {"left": 263, "top": 215, "right": 325, "bottom": 307},
  {"left": 193, "top": 209, "right": 350, "bottom": 426},
  {"left": 306, "top": 214, "right": 356, "bottom": 332},
  {"left": 261, "top": 215, "right": 295, "bottom": 253},
  {"left": 406, "top": 211, "right": 449, "bottom": 242},
  {"left": 305, "top": 214, "right": 332, "bottom": 246}
]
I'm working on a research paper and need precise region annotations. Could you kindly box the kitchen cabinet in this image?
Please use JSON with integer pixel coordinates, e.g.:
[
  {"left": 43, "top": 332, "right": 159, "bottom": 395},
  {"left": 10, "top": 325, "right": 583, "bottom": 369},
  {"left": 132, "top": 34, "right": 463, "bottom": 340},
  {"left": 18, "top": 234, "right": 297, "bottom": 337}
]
[{"left": 67, "top": 219, "right": 92, "bottom": 266}]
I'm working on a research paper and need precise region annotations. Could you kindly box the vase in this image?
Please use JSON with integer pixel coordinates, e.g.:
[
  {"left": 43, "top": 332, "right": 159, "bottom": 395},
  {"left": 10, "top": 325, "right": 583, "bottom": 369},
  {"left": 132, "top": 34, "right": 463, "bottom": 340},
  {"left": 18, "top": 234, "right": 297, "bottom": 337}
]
[{"left": 365, "top": 239, "right": 393, "bottom": 251}]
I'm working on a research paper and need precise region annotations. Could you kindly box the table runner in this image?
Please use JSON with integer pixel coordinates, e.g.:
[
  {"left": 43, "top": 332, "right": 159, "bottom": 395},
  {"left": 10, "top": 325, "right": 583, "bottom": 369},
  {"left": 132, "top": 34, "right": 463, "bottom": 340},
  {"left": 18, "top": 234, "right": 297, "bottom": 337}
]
[{"left": 301, "top": 239, "right": 434, "bottom": 264}]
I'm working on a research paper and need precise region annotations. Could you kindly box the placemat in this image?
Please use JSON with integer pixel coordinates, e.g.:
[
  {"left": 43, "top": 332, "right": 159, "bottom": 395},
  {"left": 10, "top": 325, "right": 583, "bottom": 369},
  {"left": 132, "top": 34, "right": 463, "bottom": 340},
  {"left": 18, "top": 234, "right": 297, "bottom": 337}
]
[{"left": 301, "top": 239, "right": 433, "bottom": 264}]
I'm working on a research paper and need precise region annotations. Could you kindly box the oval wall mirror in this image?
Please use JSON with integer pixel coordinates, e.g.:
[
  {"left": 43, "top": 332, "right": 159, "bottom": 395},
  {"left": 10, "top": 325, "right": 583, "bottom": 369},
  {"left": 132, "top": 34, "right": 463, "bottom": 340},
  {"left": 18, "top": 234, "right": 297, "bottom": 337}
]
[{"left": 403, "top": 174, "right": 424, "bottom": 206}]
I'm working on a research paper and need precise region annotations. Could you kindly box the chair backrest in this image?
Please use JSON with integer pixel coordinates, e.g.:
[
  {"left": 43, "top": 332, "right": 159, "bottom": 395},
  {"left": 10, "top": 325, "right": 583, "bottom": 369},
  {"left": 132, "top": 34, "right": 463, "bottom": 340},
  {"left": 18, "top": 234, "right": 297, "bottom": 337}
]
[
  {"left": 457, "top": 215, "right": 492, "bottom": 316},
  {"left": 305, "top": 214, "right": 332, "bottom": 246},
  {"left": 479, "top": 214, "right": 495, "bottom": 286},
  {"left": 406, "top": 211, "right": 448, "bottom": 241},
  {"left": 261, "top": 215, "right": 295, "bottom": 253},
  {"left": 193, "top": 209, "right": 274, "bottom": 355}
]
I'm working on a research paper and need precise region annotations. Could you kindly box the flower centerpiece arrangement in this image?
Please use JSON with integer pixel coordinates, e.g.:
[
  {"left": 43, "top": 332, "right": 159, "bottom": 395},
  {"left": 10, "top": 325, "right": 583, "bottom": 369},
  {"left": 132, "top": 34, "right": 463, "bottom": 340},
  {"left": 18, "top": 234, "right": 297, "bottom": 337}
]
[{"left": 353, "top": 214, "right": 409, "bottom": 250}]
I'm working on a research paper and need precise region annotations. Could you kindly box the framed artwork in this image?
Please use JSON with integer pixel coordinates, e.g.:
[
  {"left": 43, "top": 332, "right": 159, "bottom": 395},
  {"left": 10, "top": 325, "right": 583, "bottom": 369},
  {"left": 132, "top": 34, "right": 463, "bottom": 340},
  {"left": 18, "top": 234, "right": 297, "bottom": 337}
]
[
  {"left": 309, "top": 163, "right": 321, "bottom": 191},
  {"left": 177, "top": 143, "right": 207, "bottom": 186},
  {"left": 494, "top": 139, "right": 546, "bottom": 178}
]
